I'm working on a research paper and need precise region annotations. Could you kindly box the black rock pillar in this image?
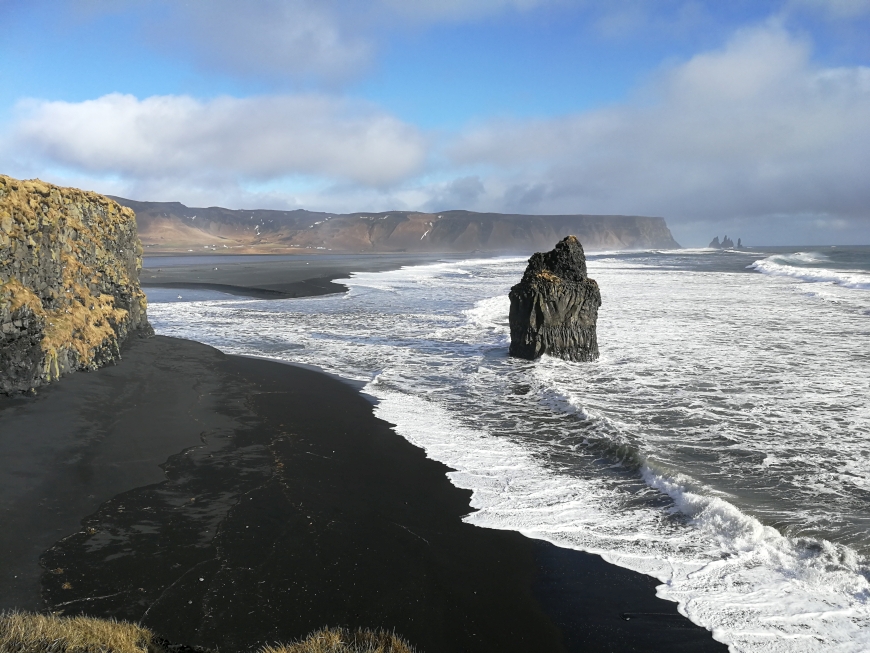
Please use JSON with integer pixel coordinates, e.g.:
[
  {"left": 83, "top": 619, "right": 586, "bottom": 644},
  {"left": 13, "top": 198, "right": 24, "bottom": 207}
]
[{"left": 508, "top": 236, "right": 601, "bottom": 362}]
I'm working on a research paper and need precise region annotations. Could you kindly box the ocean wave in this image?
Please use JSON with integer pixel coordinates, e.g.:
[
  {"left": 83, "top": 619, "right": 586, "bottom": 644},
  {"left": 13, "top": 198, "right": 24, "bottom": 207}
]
[
  {"left": 750, "top": 254, "right": 870, "bottom": 289},
  {"left": 146, "top": 251, "right": 870, "bottom": 651},
  {"left": 773, "top": 251, "right": 830, "bottom": 265},
  {"left": 373, "top": 388, "right": 870, "bottom": 653},
  {"left": 461, "top": 296, "right": 510, "bottom": 336}
]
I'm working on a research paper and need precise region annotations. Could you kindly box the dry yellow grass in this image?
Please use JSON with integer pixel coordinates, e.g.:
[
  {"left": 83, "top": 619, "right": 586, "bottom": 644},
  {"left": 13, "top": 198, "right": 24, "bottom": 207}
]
[
  {"left": 0, "top": 611, "right": 154, "bottom": 653},
  {"left": 0, "top": 174, "right": 148, "bottom": 385},
  {"left": 0, "top": 613, "right": 418, "bottom": 653},
  {"left": 259, "top": 628, "right": 416, "bottom": 653},
  {"left": 535, "top": 269, "right": 562, "bottom": 283}
]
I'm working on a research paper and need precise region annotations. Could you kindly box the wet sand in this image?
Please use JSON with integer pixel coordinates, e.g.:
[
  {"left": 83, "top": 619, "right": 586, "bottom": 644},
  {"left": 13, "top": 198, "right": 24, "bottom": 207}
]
[
  {"left": 140, "top": 254, "right": 461, "bottom": 298},
  {"left": 0, "top": 335, "right": 726, "bottom": 652}
]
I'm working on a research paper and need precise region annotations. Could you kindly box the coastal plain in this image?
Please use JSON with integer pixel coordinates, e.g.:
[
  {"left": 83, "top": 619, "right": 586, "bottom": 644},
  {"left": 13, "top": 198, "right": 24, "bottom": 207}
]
[{"left": 0, "top": 254, "right": 727, "bottom": 652}]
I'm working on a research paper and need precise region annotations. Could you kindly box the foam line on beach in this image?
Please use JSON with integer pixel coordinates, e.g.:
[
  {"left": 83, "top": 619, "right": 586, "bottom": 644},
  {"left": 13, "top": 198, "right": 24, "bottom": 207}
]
[
  {"left": 370, "top": 382, "right": 870, "bottom": 653},
  {"left": 146, "top": 251, "right": 870, "bottom": 652}
]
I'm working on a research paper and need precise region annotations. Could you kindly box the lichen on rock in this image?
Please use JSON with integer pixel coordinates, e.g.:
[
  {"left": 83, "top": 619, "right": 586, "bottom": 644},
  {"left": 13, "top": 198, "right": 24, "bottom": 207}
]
[
  {"left": 508, "top": 235, "right": 601, "bottom": 362},
  {"left": 0, "top": 174, "right": 152, "bottom": 393}
]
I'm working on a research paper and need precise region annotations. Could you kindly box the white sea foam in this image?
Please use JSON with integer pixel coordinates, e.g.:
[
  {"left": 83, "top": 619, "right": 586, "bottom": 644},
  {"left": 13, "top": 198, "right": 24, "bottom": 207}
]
[
  {"left": 146, "top": 251, "right": 870, "bottom": 652},
  {"left": 462, "top": 295, "right": 509, "bottom": 335},
  {"left": 750, "top": 253, "right": 870, "bottom": 290},
  {"left": 372, "top": 388, "right": 870, "bottom": 652}
]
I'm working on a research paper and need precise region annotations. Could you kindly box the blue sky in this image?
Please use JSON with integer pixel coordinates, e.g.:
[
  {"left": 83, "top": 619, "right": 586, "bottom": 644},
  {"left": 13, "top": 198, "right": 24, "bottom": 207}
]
[{"left": 1, "top": 0, "right": 869, "bottom": 245}]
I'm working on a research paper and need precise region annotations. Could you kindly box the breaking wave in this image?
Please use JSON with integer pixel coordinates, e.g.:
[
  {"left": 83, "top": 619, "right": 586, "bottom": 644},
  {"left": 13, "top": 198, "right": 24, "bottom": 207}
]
[
  {"left": 750, "top": 252, "right": 870, "bottom": 290},
  {"left": 147, "top": 249, "right": 870, "bottom": 651}
]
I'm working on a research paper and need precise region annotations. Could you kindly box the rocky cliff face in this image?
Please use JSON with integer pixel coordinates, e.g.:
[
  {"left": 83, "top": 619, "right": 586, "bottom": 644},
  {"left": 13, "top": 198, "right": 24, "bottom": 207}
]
[
  {"left": 508, "top": 236, "right": 601, "bottom": 362},
  {"left": 112, "top": 197, "right": 681, "bottom": 254},
  {"left": 0, "top": 175, "right": 151, "bottom": 393}
]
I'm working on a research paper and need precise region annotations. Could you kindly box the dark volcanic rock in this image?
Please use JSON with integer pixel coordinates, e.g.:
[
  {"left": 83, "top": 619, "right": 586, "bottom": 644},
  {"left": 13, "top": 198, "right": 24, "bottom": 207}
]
[
  {"left": 0, "top": 175, "right": 151, "bottom": 394},
  {"left": 508, "top": 236, "right": 601, "bottom": 361},
  {"left": 709, "top": 235, "right": 736, "bottom": 249}
]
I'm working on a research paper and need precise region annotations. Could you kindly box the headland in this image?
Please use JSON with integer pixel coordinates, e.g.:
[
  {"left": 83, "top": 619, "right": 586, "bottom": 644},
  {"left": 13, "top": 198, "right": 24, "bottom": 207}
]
[{"left": 113, "top": 197, "right": 681, "bottom": 255}]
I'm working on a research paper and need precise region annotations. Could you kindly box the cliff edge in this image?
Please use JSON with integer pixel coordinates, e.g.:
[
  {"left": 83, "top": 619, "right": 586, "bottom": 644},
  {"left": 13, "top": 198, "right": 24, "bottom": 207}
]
[
  {"left": 0, "top": 175, "right": 151, "bottom": 393},
  {"left": 112, "top": 197, "right": 681, "bottom": 254}
]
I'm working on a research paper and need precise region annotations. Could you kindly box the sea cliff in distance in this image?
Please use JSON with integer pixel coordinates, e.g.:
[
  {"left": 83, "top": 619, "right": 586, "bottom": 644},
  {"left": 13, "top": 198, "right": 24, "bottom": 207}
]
[{"left": 111, "top": 197, "right": 681, "bottom": 254}]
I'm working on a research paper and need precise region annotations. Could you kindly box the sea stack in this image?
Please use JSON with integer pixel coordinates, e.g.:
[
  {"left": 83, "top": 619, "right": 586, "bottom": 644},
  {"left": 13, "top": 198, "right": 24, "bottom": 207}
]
[
  {"left": 508, "top": 235, "right": 601, "bottom": 361},
  {"left": 0, "top": 175, "right": 152, "bottom": 393},
  {"left": 709, "top": 235, "right": 735, "bottom": 249}
]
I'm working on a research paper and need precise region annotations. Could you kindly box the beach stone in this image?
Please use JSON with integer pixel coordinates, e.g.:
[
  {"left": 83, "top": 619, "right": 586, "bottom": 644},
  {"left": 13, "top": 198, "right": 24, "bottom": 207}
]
[
  {"left": 0, "top": 174, "right": 152, "bottom": 394},
  {"left": 509, "top": 235, "right": 601, "bottom": 361}
]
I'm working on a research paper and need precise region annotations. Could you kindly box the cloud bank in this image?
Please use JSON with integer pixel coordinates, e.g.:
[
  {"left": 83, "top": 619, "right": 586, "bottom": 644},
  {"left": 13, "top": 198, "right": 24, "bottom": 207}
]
[
  {"left": 2, "top": 24, "right": 868, "bottom": 243},
  {"left": 445, "top": 25, "right": 870, "bottom": 224},
  {"left": 8, "top": 93, "right": 426, "bottom": 187}
]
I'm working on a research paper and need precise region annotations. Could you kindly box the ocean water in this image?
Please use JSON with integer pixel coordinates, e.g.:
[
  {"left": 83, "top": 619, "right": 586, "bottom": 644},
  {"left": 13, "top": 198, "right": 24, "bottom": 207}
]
[{"left": 145, "top": 246, "right": 870, "bottom": 652}]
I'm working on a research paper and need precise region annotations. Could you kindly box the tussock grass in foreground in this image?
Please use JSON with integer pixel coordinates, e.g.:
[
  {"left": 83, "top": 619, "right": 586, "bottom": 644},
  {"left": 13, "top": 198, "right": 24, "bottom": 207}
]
[
  {"left": 0, "top": 613, "right": 417, "bottom": 653},
  {"left": 0, "top": 611, "right": 154, "bottom": 653},
  {"left": 260, "top": 628, "right": 416, "bottom": 653}
]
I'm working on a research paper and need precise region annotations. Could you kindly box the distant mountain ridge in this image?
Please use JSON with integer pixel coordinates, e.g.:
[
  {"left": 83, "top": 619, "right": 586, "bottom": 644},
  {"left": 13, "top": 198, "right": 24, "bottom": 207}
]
[{"left": 110, "top": 197, "right": 681, "bottom": 253}]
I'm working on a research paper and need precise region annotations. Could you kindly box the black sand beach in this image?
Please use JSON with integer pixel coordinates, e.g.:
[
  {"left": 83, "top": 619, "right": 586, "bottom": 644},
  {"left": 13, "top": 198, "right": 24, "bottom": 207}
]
[
  {"left": 0, "top": 333, "right": 726, "bottom": 652},
  {"left": 140, "top": 254, "right": 459, "bottom": 298}
]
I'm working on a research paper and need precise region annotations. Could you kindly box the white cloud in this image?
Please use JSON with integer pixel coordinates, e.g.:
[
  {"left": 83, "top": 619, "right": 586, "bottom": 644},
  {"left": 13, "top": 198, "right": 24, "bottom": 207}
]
[
  {"left": 4, "top": 20, "right": 868, "bottom": 245},
  {"left": 420, "top": 175, "right": 487, "bottom": 211},
  {"left": 375, "top": 0, "right": 555, "bottom": 23},
  {"left": 447, "top": 25, "right": 870, "bottom": 223},
  {"left": 7, "top": 93, "right": 427, "bottom": 187},
  {"left": 67, "top": 0, "right": 373, "bottom": 82},
  {"left": 69, "top": 0, "right": 565, "bottom": 83},
  {"left": 162, "top": 0, "right": 372, "bottom": 82},
  {"left": 788, "top": 0, "right": 870, "bottom": 18}
]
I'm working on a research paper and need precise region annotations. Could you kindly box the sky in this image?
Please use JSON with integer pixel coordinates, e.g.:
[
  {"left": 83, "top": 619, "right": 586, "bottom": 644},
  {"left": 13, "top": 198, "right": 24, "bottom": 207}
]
[{"left": 1, "top": 0, "right": 869, "bottom": 245}]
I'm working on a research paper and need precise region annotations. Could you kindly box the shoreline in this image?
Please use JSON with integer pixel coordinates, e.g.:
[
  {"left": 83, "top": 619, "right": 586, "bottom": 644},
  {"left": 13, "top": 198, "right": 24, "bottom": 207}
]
[
  {"left": 140, "top": 253, "right": 469, "bottom": 300},
  {"left": 0, "top": 335, "right": 726, "bottom": 652}
]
